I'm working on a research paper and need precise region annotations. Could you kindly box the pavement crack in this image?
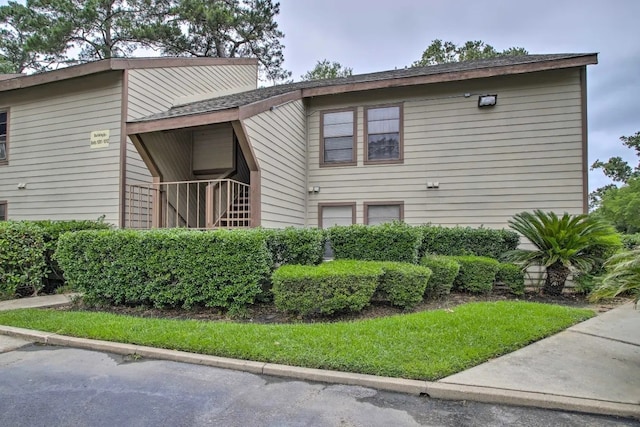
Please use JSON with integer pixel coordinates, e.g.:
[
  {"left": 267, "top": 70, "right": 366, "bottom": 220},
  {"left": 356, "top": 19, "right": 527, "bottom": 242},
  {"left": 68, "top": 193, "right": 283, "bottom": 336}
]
[{"left": 568, "top": 330, "right": 639, "bottom": 347}]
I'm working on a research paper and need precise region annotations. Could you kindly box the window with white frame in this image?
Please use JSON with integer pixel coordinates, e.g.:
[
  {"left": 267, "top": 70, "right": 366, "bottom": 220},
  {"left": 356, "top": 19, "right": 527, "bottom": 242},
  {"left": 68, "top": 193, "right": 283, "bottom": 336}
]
[
  {"left": 364, "top": 202, "right": 403, "bottom": 225},
  {"left": 365, "top": 105, "right": 402, "bottom": 163},
  {"left": 321, "top": 109, "right": 356, "bottom": 166}
]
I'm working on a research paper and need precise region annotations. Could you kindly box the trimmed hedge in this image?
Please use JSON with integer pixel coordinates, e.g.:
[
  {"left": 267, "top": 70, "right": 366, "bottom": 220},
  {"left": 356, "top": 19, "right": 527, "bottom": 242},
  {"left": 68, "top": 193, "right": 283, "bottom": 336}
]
[
  {"left": 374, "top": 262, "right": 432, "bottom": 309},
  {"left": 451, "top": 256, "right": 500, "bottom": 294},
  {"left": 0, "top": 221, "right": 47, "bottom": 298},
  {"left": 419, "top": 255, "right": 460, "bottom": 298},
  {"left": 272, "top": 260, "right": 382, "bottom": 316},
  {"left": 495, "top": 263, "right": 525, "bottom": 296},
  {"left": 262, "top": 227, "right": 325, "bottom": 267},
  {"left": 328, "top": 222, "right": 422, "bottom": 263},
  {"left": 418, "top": 225, "right": 519, "bottom": 259},
  {"left": 55, "top": 229, "right": 272, "bottom": 313},
  {"left": 33, "top": 220, "right": 111, "bottom": 292}
]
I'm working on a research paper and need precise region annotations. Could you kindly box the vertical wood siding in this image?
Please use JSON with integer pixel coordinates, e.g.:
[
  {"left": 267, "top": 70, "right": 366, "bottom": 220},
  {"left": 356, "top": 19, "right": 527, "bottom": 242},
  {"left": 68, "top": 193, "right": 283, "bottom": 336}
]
[
  {"left": 306, "top": 68, "right": 586, "bottom": 230},
  {"left": 0, "top": 72, "right": 123, "bottom": 224},
  {"left": 242, "top": 100, "right": 307, "bottom": 227}
]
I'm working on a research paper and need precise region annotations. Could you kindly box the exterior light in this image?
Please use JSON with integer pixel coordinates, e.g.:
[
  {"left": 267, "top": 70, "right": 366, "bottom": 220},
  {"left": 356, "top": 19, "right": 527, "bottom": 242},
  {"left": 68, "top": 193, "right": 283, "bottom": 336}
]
[{"left": 478, "top": 94, "right": 497, "bottom": 107}]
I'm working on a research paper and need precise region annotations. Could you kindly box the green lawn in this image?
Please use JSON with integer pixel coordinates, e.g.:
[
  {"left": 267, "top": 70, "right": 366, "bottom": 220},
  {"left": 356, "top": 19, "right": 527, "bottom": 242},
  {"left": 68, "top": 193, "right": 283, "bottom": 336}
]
[{"left": 0, "top": 301, "right": 593, "bottom": 380}]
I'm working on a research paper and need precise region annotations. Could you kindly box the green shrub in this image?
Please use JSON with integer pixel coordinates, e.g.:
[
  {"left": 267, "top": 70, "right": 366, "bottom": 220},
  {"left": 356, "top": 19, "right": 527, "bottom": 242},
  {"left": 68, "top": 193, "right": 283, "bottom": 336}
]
[
  {"left": 419, "top": 255, "right": 460, "bottom": 298},
  {"left": 328, "top": 222, "right": 422, "bottom": 263},
  {"left": 573, "top": 273, "right": 597, "bottom": 295},
  {"left": 418, "top": 225, "right": 519, "bottom": 259},
  {"left": 495, "top": 263, "right": 525, "bottom": 296},
  {"left": 621, "top": 233, "right": 640, "bottom": 250},
  {"left": 451, "top": 256, "right": 500, "bottom": 294},
  {"left": 262, "top": 227, "right": 325, "bottom": 267},
  {"left": 374, "top": 262, "right": 432, "bottom": 309},
  {"left": 55, "top": 229, "right": 272, "bottom": 314},
  {"left": 272, "top": 260, "right": 382, "bottom": 316},
  {"left": 0, "top": 221, "right": 47, "bottom": 298},
  {"left": 34, "top": 219, "right": 111, "bottom": 292}
]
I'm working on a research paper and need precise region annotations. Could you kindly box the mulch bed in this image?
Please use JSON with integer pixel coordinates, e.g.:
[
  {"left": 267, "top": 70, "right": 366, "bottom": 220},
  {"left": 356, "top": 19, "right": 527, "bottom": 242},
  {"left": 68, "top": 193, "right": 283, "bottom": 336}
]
[{"left": 61, "top": 288, "right": 630, "bottom": 324}]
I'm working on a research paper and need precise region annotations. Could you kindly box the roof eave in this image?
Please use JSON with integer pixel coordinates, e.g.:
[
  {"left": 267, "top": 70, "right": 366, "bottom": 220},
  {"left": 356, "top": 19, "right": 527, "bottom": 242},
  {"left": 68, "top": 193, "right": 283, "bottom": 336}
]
[
  {"left": 0, "top": 57, "right": 259, "bottom": 93},
  {"left": 302, "top": 54, "right": 598, "bottom": 98}
]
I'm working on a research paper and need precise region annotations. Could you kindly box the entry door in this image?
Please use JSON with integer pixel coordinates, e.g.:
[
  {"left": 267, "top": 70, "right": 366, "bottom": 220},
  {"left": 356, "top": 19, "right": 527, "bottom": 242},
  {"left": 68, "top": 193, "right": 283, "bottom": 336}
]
[{"left": 320, "top": 203, "right": 355, "bottom": 258}]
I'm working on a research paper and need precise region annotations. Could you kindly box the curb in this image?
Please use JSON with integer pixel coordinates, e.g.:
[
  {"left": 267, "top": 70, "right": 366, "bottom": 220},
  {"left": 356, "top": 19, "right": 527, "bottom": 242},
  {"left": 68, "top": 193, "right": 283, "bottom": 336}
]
[{"left": 0, "top": 325, "right": 638, "bottom": 420}]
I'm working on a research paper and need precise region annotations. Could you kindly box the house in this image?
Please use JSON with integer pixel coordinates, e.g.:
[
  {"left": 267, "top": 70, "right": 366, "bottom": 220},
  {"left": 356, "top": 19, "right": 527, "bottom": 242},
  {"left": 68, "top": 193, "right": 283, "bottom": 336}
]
[
  {"left": 124, "top": 53, "right": 597, "bottom": 231},
  {"left": 0, "top": 57, "right": 259, "bottom": 225}
]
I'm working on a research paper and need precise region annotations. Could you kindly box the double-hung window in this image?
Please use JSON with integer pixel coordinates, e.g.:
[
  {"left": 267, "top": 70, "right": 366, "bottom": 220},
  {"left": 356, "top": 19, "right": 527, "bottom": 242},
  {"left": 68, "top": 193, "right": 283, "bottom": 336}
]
[
  {"left": 0, "top": 110, "right": 7, "bottom": 165},
  {"left": 0, "top": 201, "right": 6, "bottom": 221},
  {"left": 321, "top": 109, "right": 356, "bottom": 166},
  {"left": 365, "top": 104, "right": 403, "bottom": 164}
]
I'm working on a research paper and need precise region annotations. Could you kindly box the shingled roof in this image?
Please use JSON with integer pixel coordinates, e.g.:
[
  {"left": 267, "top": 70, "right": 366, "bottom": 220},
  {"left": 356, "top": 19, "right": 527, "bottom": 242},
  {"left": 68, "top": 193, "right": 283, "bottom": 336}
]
[{"left": 129, "top": 53, "right": 597, "bottom": 128}]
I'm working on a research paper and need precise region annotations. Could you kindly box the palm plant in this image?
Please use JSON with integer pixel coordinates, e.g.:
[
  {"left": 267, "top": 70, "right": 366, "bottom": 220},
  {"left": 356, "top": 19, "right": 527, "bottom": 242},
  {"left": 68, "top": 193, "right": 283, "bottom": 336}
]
[
  {"left": 590, "top": 249, "right": 640, "bottom": 305},
  {"left": 504, "top": 210, "right": 620, "bottom": 295}
]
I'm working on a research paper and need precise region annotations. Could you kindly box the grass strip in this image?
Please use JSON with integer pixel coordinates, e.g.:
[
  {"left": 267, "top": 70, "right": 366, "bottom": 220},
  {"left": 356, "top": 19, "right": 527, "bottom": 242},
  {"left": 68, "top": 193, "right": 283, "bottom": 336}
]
[{"left": 0, "top": 301, "right": 593, "bottom": 380}]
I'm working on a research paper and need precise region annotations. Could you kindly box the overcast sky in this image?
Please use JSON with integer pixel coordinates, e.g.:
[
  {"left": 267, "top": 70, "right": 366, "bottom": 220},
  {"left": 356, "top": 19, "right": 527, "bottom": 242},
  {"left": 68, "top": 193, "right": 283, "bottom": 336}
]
[
  {"left": 2, "top": 0, "right": 638, "bottom": 191},
  {"left": 276, "top": 0, "right": 640, "bottom": 191}
]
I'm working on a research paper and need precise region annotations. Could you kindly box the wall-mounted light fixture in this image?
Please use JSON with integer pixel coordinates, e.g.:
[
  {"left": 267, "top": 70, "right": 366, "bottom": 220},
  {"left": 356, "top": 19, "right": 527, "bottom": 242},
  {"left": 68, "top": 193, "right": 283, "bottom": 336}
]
[
  {"left": 478, "top": 94, "right": 497, "bottom": 107},
  {"left": 308, "top": 186, "right": 321, "bottom": 193},
  {"left": 17, "top": 182, "right": 27, "bottom": 189},
  {"left": 426, "top": 181, "right": 439, "bottom": 189}
]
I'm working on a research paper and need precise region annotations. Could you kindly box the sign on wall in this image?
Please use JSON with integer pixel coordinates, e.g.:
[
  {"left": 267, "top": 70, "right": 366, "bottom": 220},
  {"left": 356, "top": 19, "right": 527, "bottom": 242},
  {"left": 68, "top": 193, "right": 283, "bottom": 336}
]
[{"left": 90, "top": 130, "right": 110, "bottom": 149}]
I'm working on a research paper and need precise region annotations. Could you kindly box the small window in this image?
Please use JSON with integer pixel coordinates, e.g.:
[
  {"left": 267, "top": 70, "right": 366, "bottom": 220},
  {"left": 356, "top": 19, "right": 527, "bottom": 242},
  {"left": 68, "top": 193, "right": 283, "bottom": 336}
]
[
  {"left": 321, "top": 109, "right": 356, "bottom": 166},
  {"left": 0, "top": 201, "right": 6, "bottom": 221},
  {"left": 0, "top": 110, "right": 7, "bottom": 165},
  {"left": 364, "top": 202, "right": 404, "bottom": 225},
  {"left": 365, "top": 104, "right": 403, "bottom": 164},
  {"left": 319, "top": 203, "right": 356, "bottom": 258}
]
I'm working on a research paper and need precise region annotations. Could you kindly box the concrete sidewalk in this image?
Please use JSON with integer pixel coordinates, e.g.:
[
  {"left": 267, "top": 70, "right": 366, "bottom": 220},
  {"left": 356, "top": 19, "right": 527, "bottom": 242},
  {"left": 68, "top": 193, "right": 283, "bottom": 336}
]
[{"left": 0, "top": 294, "right": 638, "bottom": 419}]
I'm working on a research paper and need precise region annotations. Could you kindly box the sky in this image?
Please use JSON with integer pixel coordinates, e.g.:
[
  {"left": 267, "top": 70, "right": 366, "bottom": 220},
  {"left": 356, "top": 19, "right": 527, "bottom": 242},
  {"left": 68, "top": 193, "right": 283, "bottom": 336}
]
[
  {"left": 1, "top": 0, "right": 638, "bottom": 192},
  {"left": 275, "top": 0, "right": 640, "bottom": 191}
]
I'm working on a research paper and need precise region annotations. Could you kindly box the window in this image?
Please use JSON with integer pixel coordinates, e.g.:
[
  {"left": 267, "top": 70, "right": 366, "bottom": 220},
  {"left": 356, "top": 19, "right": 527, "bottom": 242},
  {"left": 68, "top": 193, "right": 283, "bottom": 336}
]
[
  {"left": 321, "top": 109, "right": 356, "bottom": 166},
  {"left": 0, "top": 201, "right": 6, "bottom": 221},
  {"left": 319, "top": 202, "right": 355, "bottom": 258},
  {"left": 365, "top": 104, "right": 403, "bottom": 164},
  {"left": 364, "top": 202, "right": 404, "bottom": 225},
  {"left": 0, "top": 110, "right": 7, "bottom": 165}
]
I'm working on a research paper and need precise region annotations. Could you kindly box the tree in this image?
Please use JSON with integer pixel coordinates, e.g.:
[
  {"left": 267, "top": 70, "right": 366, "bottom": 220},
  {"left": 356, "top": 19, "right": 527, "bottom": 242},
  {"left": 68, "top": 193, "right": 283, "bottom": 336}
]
[
  {"left": 594, "top": 177, "right": 640, "bottom": 234},
  {"left": 590, "top": 131, "right": 640, "bottom": 209},
  {"left": 412, "top": 39, "right": 528, "bottom": 67},
  {"left": 503, "top": 210, "right": 620, "bottom": 296},
  {"left": 300, "top": 59, "right": 352, "bottom": 81},
  {"left": 155, "top": 0, "right": 291, "bottom": 83},
  {"left": 0, "top": 1, "right": 64, "bottom": 73},
  {"left": 0, "top": 0, "right": 291, "bottom": 83}
]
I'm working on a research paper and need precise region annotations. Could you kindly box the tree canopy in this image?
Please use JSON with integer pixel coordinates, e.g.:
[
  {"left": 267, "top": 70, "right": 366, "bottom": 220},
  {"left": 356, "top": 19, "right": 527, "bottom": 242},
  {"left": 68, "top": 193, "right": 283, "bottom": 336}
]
[
  {"left": 591, "top": 131, "right": 640, "bottom": 233},
  {"left": 0, "top": 0, "right": 290, "bottom": 82},
  {"left": 412, "top": 39, "right": 528, "bottom": 67},
  {"left": 300, "top": 59, "right": 352, "bottom": 81}
]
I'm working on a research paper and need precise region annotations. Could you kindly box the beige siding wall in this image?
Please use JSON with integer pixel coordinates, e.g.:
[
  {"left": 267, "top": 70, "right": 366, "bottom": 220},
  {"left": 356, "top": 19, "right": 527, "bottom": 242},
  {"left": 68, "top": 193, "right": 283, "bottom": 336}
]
[
  {"left": 0, "top": 72, "right": 123, "bottom": 224},
  {"left": 307, "top": 68, "right": 585, "bottom": 229},
  {"left": 242, "top": 100, "right": 307, "bottom": 227},
  {"left": 125, "top": 64, "right": 258, "bottom": 186}
]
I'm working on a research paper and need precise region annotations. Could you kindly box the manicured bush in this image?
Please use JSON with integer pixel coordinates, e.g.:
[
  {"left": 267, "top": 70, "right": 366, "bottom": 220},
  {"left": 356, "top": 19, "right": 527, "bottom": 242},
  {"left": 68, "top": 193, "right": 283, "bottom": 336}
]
[
  {"left": 621, "top": 233, "right": 640, "bottom": 250},
  {"left": 495, "top": 263, "right": 525, "bottom": 296},
  {"left": 34, "top": 219, "right": 111, "bottom": 292},
  {"left": 374, "top": 262, "right": 432, "bottom": 309},
  {"left": 262, "top": 227, "right": 325, "bottom": 267},
  {"left": 328, "top": 222, "right": 422, "bottom": 263},
  {"left": 451, "top": 256, "right": 500, "bottom": 294},
  {"left": 419, "top": 255, "right": 460, "bottom": 298},
  {"left": 0, "top": 221, "right": 47, "bottom": 298},
  {"left": 55, "top": 229, "right": 272, "bottom": 314},
  {"left": 271, "top": 260, "right": 382, "bottom": 316},
  {"left": 418, "top": 225, "right": 519, "bottom": 259}
]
